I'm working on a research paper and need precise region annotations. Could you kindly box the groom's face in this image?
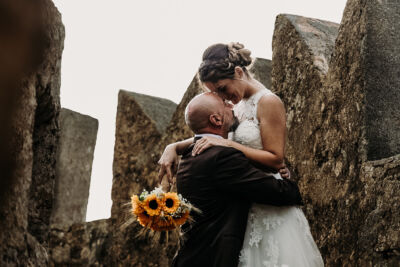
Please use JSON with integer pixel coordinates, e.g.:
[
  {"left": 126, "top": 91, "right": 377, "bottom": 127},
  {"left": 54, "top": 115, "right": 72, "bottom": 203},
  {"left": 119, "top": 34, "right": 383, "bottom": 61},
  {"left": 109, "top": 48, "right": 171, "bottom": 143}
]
[{"left": 220, "top": 99, "right": 239, "bottom": 135}]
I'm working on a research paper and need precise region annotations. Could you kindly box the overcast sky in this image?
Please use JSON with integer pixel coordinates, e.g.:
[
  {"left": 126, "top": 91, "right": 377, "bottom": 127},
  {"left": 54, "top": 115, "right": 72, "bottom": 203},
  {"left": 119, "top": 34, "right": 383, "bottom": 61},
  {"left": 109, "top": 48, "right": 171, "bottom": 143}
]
[{"left": 52, "top": 0, "right": 348, "bottom": 222}]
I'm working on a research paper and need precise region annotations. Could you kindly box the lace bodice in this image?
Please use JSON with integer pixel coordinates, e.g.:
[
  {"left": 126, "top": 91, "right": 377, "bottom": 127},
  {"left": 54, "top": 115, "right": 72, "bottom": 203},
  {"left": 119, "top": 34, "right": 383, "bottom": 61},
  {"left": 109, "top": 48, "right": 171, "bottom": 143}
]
[{"left": 230, "top": 89, "right": 275, "bottom": 150}]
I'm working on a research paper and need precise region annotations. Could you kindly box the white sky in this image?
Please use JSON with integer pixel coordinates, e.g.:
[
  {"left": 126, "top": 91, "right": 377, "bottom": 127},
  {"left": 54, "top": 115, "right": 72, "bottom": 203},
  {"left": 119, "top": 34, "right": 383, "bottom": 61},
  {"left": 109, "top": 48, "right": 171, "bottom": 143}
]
[{"left": 52, "top": 0, "right": 348, "bottom": 222}]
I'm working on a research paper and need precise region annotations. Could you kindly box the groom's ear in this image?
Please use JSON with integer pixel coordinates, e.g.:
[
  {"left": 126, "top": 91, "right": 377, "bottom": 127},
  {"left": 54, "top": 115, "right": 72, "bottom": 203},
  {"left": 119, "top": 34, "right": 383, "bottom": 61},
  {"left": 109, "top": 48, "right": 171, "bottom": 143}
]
[{"left": 209, "top": 114, "right": 223, "bottom": 127}]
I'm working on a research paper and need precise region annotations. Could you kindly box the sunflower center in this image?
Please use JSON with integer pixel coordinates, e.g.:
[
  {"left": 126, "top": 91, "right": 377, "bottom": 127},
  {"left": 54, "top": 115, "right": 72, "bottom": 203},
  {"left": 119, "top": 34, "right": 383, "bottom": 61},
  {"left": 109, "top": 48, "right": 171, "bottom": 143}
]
[
  {"left": 166, "top": 199, "right": 174, "bottom": 208},
  {"left": 149, "top": 200, "right": 158, "bottom": 210}
]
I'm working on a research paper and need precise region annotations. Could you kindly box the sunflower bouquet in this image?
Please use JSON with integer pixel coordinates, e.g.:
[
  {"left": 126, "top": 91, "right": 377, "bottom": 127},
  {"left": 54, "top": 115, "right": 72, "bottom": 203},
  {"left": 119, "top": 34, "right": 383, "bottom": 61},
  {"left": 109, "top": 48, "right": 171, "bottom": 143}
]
[{"left": 131, "top": 186, "right": 198, "bottom": 232}]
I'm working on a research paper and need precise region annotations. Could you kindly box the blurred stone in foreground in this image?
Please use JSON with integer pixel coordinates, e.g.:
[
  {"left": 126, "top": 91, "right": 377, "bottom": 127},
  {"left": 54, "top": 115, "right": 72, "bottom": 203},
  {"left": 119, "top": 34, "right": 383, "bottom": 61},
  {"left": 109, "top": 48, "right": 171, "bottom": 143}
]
[{"left": 0, "top": 0, "right": 64, "bottom": 265}]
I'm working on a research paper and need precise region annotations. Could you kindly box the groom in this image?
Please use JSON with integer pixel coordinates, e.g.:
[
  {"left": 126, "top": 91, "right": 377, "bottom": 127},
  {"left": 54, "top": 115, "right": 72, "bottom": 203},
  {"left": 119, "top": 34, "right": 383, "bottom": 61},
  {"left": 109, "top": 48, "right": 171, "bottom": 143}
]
[{"left": 172, "top": 93, "right": 303, "bottom": 267}]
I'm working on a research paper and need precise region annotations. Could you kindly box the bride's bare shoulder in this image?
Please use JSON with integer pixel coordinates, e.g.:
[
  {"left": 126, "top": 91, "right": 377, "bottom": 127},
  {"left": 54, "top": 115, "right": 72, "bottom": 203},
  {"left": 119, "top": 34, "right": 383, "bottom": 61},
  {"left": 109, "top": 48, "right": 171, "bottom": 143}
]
[{"left": 257, "top": 93, "right": 285, "bottom": 118}]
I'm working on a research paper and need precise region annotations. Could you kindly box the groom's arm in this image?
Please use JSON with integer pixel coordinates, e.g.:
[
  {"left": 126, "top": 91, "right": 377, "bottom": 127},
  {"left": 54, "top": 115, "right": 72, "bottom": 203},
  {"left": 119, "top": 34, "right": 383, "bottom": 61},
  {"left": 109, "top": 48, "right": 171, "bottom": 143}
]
[{"left": 214, "top": 147, "right": 302, "bottom": 206}]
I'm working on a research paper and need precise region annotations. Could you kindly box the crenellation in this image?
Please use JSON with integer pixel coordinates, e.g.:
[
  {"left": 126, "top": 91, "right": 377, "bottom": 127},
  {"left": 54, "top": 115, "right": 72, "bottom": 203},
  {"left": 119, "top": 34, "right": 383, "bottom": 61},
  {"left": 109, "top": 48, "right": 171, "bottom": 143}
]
[{"left": 51, "top": 108, "right": 98, "bottom": 228}]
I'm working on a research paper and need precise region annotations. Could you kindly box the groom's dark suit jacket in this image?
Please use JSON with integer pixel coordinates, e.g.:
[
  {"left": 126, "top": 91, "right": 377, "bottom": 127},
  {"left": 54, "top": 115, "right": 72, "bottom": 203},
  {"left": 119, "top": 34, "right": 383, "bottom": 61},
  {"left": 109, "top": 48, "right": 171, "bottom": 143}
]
[{"left": 172, "top": 138, "right": 303, "bottom": 267}]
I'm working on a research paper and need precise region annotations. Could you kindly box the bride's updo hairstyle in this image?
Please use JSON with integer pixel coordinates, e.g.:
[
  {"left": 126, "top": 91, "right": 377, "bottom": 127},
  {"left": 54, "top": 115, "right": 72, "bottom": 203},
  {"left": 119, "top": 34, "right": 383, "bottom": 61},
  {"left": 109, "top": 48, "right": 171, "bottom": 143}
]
[{"left": 198, "top": 42, "right": 253, "bottom": 83}]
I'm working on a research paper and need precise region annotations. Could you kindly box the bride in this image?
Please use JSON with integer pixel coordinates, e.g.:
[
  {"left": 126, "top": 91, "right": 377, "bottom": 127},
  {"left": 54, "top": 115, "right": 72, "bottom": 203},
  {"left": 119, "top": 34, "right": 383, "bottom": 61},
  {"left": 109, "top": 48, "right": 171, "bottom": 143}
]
[{"left": 159, "top": 42, "right": 323, "bottom": 266}]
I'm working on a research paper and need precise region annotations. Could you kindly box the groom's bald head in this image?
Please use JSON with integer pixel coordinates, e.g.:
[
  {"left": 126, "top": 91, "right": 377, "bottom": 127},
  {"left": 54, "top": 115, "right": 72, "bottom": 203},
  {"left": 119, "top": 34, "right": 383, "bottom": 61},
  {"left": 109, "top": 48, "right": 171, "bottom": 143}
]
[{"left": 185, "top": 93, "right": 225, "bottom": 133}]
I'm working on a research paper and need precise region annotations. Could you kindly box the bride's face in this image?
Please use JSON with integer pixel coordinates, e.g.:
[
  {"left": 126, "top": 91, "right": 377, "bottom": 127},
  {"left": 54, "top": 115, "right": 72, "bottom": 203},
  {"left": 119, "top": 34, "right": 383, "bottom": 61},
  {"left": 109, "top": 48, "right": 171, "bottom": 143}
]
[{"left": 203, "top": 78, "right": 246, "bottom": 105}]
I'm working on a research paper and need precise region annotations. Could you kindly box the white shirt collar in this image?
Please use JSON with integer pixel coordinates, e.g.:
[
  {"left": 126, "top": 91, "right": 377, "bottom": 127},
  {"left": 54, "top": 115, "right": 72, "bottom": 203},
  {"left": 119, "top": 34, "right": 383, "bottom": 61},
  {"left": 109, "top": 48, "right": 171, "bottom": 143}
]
[{"left": 194, "top": 133, "right": 223, "bottom": 139}]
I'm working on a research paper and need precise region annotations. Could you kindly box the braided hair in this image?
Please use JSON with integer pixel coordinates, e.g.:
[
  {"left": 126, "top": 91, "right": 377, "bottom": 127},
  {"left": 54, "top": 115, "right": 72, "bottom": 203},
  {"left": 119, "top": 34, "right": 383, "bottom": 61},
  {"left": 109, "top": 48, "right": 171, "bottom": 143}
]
[{"left": 198, "top": 42, "right": 253, "bottom": 83}]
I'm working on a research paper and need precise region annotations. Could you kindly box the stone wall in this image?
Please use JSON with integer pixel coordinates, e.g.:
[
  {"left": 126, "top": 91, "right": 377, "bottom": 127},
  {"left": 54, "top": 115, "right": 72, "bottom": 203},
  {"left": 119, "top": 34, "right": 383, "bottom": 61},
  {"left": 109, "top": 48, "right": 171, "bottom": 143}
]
[{"left": 272, "top": 0, "right": 400, "bottom": 265}]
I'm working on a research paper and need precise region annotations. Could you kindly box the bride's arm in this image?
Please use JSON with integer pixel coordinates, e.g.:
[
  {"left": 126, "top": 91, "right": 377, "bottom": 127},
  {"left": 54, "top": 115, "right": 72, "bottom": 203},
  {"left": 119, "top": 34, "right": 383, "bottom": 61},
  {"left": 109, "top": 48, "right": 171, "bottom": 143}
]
[
  {"left": 166, "top": 138, "right": 194, "bottom": 155},
  {"left": 158, "top": 138, "right": 194, "bottom": 183},
  {"left": 193, "top": 95, "right": 286, "bottom": 171}
]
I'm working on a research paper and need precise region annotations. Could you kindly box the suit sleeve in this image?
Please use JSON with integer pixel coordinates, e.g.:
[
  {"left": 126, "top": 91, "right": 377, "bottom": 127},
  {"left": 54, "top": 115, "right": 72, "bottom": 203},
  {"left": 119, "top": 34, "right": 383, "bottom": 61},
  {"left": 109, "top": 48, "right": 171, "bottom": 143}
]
[{"left": 214, "top": 147, "right": 302, "bottom": 206}]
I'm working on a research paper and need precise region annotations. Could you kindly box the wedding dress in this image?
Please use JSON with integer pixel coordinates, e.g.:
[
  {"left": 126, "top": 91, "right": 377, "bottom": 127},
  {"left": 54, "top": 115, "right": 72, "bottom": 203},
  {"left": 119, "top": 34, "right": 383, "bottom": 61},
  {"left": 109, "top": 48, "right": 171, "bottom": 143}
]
[{"left": 230, "top": 89, "right": 324, "bottom": 267}]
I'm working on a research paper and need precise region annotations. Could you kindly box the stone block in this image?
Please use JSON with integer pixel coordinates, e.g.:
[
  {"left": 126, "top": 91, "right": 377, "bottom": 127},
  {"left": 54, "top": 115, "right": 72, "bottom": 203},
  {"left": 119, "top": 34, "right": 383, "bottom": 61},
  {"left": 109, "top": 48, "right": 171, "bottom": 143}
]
[
  {"left": 272, "top": 13, "right": 339, "bottom": 201},
  {"left": 109, "top": 90, "right": 179, "bottom": 267},
  {"left": 51, "top": 108, "right": 98, "bottom": 228},
  {"left": 49, "top": 219, "right": 110, "bottom": 266},
  {"left": 111, "top": 90, "right": 177, "bottom": 220},
  {"left": 128, "top": 91, "right": 177, "bottom": 134},
  {"left": 364, "top": 0, "right": 400, "bottom": 160},
  {"left": 358, "top": 155, "right": 400, "bottom": 264},
  {"left": 28, "top": 0, "right": 65, "bottom": 245}
]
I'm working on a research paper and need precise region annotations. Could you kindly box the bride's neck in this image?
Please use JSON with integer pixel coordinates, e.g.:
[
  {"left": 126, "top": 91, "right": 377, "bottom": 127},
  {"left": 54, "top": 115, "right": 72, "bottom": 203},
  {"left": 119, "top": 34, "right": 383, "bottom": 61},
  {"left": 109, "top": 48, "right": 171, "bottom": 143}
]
[{"left": 243, "top": 77, "right": 265, "bottom": 99}]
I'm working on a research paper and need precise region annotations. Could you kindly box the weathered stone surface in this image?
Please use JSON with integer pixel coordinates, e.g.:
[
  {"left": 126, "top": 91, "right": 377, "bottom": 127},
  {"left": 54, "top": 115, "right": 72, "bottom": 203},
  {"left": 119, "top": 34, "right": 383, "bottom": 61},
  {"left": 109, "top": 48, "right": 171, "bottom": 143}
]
[
  {"left": 49, "top": 219, "right": 110, "bottom": 266},
  {"left": 0, "top": 67, "right": 39, "bottom": 266},
  {"left": 51, "top": 108, "right": 98, "bottom": 228},
  {"left": 272, "top": 13, "right": 341, "bottom": 264},
  {"left": 364, "top": 0, "right": 400, "bottom": 160},
  {"left": 272, "top": 14, "right": 340, "bottom": 200},
  {"left": 358, "top": 155, "right": 400, "bottom": 265},
  {"left": 249, "top": 58, "right": 272, "bottom": 89},
  {"left": 0, "top": 0, "right": 64, "bottom": 265},
  {"left": 111, "top": 90, "right": 177, "bottom": 221},
  {"left": 108, "top": 90, "right": 179, "bottom": 266},
  {"left": 272, "top": 1, "right": 400, "bottom": 265},
  {"left": 28, "top": 1, "right": 65, "bottom": 245},
  {"left": 128, "top": 91, "right": 177, "bottom": 134},
  {"left": 282, "top": 15, "right": 339, "bottom": 75}
]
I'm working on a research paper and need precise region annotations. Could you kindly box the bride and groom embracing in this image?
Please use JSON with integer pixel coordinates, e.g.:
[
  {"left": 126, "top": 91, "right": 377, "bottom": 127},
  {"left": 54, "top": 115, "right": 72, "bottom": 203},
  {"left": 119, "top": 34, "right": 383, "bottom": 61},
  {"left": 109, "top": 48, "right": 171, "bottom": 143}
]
[{"left": 158, "top": 43, "right": 324, "bottom": 267}]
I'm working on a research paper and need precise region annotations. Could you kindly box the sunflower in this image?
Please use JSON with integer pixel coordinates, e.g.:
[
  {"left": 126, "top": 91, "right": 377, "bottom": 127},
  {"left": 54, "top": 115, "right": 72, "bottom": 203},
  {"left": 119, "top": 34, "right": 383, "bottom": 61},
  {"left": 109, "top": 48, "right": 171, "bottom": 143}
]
[
  {"left": 173, "top": 210, "right": 190, "bottom": 226},
  {"left": 152, "top": 216, "right": 175, "bottom": 231},
  {"left": 131, "top": 195, "right": 144, "bottom": 216},
  {"left": 137, "top": 210, "right": 152, "bottom": 227},
  {"left": 143, "top": 194, "right": 163, "bottom": 216},
  {"left": 163, "top": 192, "right": 180, "bottom": 214}
]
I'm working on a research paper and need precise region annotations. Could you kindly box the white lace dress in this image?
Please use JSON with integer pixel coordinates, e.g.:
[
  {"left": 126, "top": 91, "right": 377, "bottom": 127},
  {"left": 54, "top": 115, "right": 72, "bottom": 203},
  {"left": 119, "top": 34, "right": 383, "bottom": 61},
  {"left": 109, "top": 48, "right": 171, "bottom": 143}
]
[{"left": 230, "top": 89, "right": 324, "bottom": 267}]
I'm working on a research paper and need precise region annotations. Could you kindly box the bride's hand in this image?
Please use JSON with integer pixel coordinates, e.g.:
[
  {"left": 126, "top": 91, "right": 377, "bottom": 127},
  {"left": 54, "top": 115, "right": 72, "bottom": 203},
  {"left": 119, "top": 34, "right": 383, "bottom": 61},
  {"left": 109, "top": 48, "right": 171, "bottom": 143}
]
[
  {"left": 192, "top": 136, "right": 230, "bottom": 156},
  {"left": 158, "top": 144, "right": 179, "bottom": 184},
  {"left": 279, "top": 165, "right": 291, "bottom": 179}
]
